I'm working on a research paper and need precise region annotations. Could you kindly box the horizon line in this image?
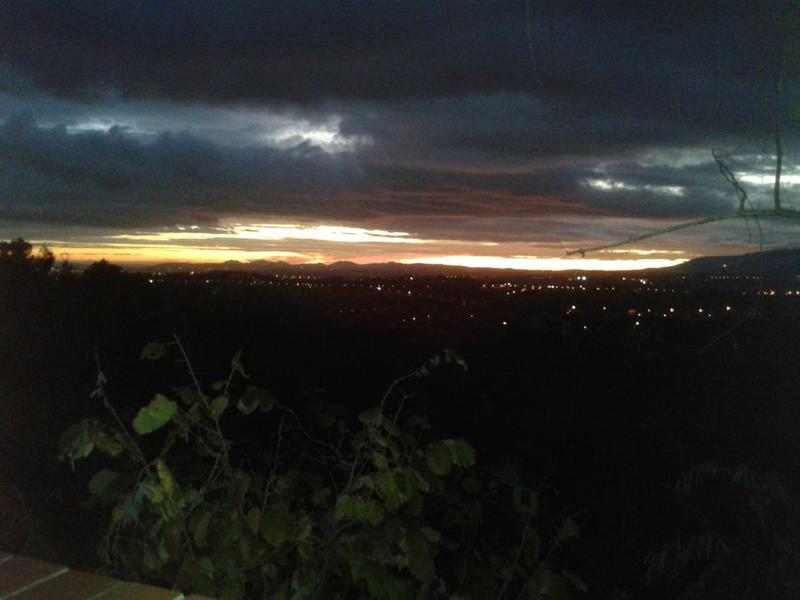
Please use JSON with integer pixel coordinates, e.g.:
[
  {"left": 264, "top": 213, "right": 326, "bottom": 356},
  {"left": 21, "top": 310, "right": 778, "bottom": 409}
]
[{"left": 53, "top": 253, "right": 687, "bottom": 272}]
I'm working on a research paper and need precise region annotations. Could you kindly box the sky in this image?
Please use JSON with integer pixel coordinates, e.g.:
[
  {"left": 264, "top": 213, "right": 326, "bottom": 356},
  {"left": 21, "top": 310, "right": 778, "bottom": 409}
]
[{"left": 0, "top": 0, "right": 799, "bottom": 270}]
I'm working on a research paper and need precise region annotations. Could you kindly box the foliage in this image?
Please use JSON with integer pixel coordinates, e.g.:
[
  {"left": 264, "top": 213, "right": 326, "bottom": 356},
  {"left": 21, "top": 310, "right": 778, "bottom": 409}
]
[
  {"left": 60, "top": 339, "right": 584, "bottom": 600},
  {"left": 646, "top": 462, "right": 800, "bottom": 600},
  {"left": 82, "top": 259, "right": 125, "bottom": 282},
  {"left": 0, "top": 237, "right": 54, "bottom": 277}
]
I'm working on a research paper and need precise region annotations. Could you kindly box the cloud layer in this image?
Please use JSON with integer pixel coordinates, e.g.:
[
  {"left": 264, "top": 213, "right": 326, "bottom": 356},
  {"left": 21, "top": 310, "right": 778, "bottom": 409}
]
[{"left": 0, "top": 0, "right": 797, "bottom": 262}]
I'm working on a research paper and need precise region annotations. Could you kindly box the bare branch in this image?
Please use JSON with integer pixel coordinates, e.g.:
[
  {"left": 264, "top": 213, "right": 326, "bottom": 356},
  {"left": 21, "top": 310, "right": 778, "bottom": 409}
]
[
  {"left": 567, "top": 209, "right": 800, "bottom": 257},
  {"left": 94, "top": 349, "right": 153, "bottom": 476},
  {"left": 172, "top": 333, "right": 229, "bottom": 466},
  {"left": 773, "top": 111, "right": 783, "bottom": 211},
  {"left": 712, "top": 150, "right": 749, "bottom": 212}
]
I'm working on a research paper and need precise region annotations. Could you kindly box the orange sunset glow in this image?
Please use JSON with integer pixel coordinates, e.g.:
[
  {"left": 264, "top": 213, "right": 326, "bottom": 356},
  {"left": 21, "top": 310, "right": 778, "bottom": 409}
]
[{"left": 31, "top": 221, "right": 690, "bottom": 270}]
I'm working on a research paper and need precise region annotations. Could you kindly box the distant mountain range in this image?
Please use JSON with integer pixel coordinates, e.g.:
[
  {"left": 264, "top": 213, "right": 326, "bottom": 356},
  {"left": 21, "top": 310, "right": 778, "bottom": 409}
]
[
  {"left": 670, "top": 247, "right": 800, "bottom": 280},
  {"left": 144, "top": 259, "right": 548, "bottom": 278},
  {"left": 134, "top": 247, "right": 800, "bottom": 280}
]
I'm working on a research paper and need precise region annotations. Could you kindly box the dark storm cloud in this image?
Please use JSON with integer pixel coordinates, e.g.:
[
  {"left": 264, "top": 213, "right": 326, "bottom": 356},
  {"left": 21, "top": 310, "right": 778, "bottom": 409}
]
[
  {"left": 2, "top": 111, "right": 787, "bottom": 231},
  {"left": 0, "top": 112, "right": 584, "bottom": 226},
  {"left": 0, "top": 1, "right": 778, "bottom": 121},
  {"left": 0, "top": 114, "right": 368, "bottom": 226},
  {"left": 0, "top": 0, "right": 795, "bottom": 240},
  {"left": 335, "top": 93, "right": 735, "bottom": 167}
]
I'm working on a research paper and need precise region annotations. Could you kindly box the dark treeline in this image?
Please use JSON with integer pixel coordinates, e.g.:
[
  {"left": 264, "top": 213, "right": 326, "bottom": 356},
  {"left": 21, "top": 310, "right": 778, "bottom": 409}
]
[{"left": 3, "top": 241, "right": 800, "bottom": 598}]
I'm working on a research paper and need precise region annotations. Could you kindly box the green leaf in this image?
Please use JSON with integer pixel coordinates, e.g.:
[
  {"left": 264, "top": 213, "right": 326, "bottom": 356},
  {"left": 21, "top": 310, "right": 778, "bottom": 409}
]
[
  {"left": 210, "top": 395, "right": 229, "bottom": 419},
  {"left": 237, "top": 385, "right": 276, "bottom": 415},
  {"left": 334, "top": 495, "right": 353, "bottom": 522},
  {"left": 176, "top": 556, "right": 215, "bottom": 594},
  {"left": 59, "top": 421, "right": 94, "bottom": 466},
  {"left": 114, "top": 490, "right": 143, "bottom": 526},
  {"left": 260, "top": 503, "right": 293, "bottom": 547},
  {"left": 133, "top": 394, "right": 178, "bottom": 434},
  {"left": 355, "top": 475, "right": 375, "bottom": 491},
  {"left": 444, "top": 438, "right": 476, "bottom": 467},
  {"left": 443, "top": 348, "right": 468, "bottom": 371},
  {"left": 226, "top": 472, "right": 252, "bottom": 509},
  {"left": 558, "top": 516, "right": 580, "bottom": 542},
  {"left": 142, "top": 547, "right": 163, "bottom": 572},
  {"left": 375, "top": 471, "right": 400, "bottom": 505},
  {"left": 295, "top": 516, "right": 312, "bottom": 541},
  {"left": 370, "top": 431, "right": 390, "bottom": 448},
  {"left": 312, "top": 487, "right": 332, "bottom": 507},
  {"left": 358, "top": 407, "right": 382, "bottom": 426},
  {"left": 88, "top": 469, "right": 120, "bottom": 497},
  {"left": 175, "top": 386, "right": 201, "bottom": 406},
  {"left": 382, "top": 418, "right": 401, "bottom": 437},
  {"left": 377, "top": 470, "right": 415, "bottom": 511},
  {"left": 362, "top": 501, "right": 384, "bottom": 526},
  {"left": 350, "top": 561, "right": 412, "bottom": 600},
  {"left": 59, "top": 420, "right": 109, "bottom": 467},
  {"left": 562, "top": 570, "right": 588, "bottom": 593},
  {"left": 245, "top": 508, "right": 261, "bottom": 534},
  {"left": 425, "top": 442, "right": 453, "bottom": 476},
  {"left": 141, "top": 482, "right": 166, "bottom": 504},
  {"left": 220, "top": 577, "right": 245, "bottom": 600},
  {"left": 192, "top": 511, "right": 212, "bottom": 548},
  {"left": 334, "top": 495, "right": 384, "bottom": 526},
  {"left": 263, "top": 562, "right": 278, "bottom": 579},
  {"left": 372, "top": 452, "right": 389, "bottom": 470},
  {"left": 94, "top": 431, "right": 124, "bottom": 457},
  {"left": 409, "top": 469, "right": 430, "bottom": 494},
  {"left": 231, "top": 350, "right": 248, "bottom": 378},
  {"left": 406, "top": 529, "right": 435, "bottom": 582},
  {"left": 156, "top": 459, "right": 178, "bottom": 496},
  {"left": 239, "top": 534, "right": 257, "bottom": 566},
  {"left": 140, "top": 342, "right": 166, "bottom": 360},
  {"left": 421, "top": 526, "right": 441, "bottom": 545}
]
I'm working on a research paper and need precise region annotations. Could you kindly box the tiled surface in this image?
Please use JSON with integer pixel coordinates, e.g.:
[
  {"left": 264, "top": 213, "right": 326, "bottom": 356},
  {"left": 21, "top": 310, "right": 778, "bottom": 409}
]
[
  {"left": 0, "top": 556, "right": 67, "bottom": 597},
  {"left": 94, "top": 582, "right": 182, "bottom": 599},
  {"left": 0, "top": 553, "right": 203, "bottom": 600},
  {"left": 9, "top": 570, "right": 116, "bottom": 600}
]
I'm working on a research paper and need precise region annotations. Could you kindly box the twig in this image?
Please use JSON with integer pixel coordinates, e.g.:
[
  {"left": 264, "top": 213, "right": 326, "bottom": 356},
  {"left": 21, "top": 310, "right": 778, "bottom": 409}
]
[
  {"left": 94, "top": 349, "right": 153, "bottom": 476},
  {"left": 172, "top": 333, "right": 229, "bottom": 465},
  {"left": 278, "top": 405, "right": 348, "bottom": 466},
  {"left": 497, "top": 519, "right": 531, "bottom": 600},
  {"left": 712, "top": 150, "right": 748, "bottom": 212},
  {"left": 261, "top": 415, "right": 286, "bottom": 516},
  {"left": 567, "top": 208, "right": 800, "bottom": 257}
]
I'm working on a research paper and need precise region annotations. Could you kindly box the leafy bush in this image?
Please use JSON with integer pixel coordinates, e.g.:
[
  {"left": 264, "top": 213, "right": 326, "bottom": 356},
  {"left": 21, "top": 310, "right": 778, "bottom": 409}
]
[
  {"left": 646, "top": 462, "right": 800, "bottom": 600},
  {"left": 60, "top": 338, "right": 583, "bottom": 599}
]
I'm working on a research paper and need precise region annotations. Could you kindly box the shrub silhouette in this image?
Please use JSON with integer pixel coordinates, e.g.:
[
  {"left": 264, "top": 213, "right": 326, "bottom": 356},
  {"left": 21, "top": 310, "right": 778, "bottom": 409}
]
[{"left": 60, "top": 339, "right": 584, "bottom": 600}]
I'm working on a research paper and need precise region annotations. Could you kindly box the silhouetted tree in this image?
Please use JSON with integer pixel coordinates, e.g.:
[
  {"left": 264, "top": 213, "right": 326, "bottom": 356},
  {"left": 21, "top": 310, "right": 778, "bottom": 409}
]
[
  {"left": 56, "top": 256, "right": 76, "bottom": 280},
  {"left": 82, "top": 259, "right": 124, "bottom": 282},
  {"left": 0, "top": 237, "right": 54, "bottom": 279}
]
